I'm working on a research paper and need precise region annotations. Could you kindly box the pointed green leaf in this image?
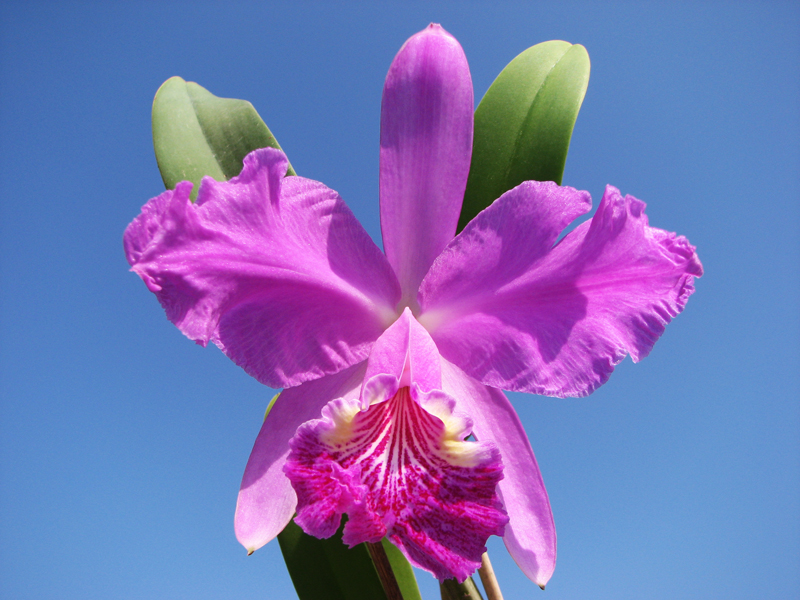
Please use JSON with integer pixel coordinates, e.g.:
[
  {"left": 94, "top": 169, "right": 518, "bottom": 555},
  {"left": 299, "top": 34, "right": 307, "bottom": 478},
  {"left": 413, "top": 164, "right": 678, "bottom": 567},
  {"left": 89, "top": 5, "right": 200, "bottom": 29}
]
[
  {"left": 263, "top": 392, "right": 280, "bottom": 421},
  {"left": 152, "top": 76, "right": 294, "bottom": 200},
  {"left": 277, "top": 521, "right": 423, "bottom": 600},
  {"left": 382, "top": 538, "right": 422, "bottom": 600},
  {"left": 278, "top": 519, "right": 389, "bottom": 600},
  {"left": 458, "top": 41, "right": 590, "bottom": 230}
]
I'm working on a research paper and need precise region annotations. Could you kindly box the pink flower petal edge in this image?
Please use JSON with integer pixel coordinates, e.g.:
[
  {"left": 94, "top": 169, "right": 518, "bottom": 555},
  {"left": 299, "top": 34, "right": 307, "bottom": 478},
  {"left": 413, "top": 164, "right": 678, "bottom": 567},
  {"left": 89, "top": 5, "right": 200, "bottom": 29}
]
[
  {"left": 420, "top": 183, "right": 703, "bottom": 397},
  {"left": 124, "top": 148, "right": 400, "bottom": 389}
]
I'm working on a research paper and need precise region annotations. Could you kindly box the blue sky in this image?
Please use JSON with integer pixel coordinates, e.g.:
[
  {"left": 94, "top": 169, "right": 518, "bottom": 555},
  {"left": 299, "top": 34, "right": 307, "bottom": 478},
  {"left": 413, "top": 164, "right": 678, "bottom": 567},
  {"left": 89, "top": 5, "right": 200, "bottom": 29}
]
[{"left": 1, "top": 1, "right": 798, "bottom": 599}]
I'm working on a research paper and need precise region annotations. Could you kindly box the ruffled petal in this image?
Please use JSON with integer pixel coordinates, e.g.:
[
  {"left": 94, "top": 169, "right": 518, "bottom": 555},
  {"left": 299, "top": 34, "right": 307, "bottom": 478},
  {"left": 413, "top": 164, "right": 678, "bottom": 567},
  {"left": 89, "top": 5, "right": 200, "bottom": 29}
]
[
  {"left": 420, "top": 184, "right": 703, "bottom": 397},
  {"left": 419, "top": 181, "right": 591, "bottom": 307},
  {"left": 441, "top": 359, "right": 555, "bottom": 589},
  {"left": 284, "top": 310, "right": 508, "bottom": 582},
  {"left": 234, "top": 362, "right": 367, "bottom": 554},
  {"left": 124, "top": 148, "right": 401, "bottom": 388},
  {"left": 379, "top": 23, "right": 473, "bottom": 307}
]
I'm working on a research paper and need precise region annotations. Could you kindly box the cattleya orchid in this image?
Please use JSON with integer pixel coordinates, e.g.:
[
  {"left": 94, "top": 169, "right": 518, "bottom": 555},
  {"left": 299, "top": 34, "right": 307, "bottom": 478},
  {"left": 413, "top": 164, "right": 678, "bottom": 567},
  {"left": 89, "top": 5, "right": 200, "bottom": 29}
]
[{"left": 124, "top": 24, "right": 702, "bottom": 588}]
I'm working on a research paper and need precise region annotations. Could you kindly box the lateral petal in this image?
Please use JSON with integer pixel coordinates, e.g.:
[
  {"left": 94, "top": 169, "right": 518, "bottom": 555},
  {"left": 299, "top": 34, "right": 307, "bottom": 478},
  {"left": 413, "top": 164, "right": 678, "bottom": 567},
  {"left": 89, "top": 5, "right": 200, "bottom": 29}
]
[
  {"left": 234, "top": 362, "right": 367, "bottom": 554},
  {"left": 379, "top": 23, "right": 473, "bottom": 307},
  {"left": 124, "top": 148, "right": 401, "bottom": 388},
  {"left": 419, "top": 180, "right": 591, "bottom": 307},
  {"left": 441, "top": 359, "right": 556, "bottom": 589},
  {"left": 421, "top": 184, "right": 703, "bottom": 397}
]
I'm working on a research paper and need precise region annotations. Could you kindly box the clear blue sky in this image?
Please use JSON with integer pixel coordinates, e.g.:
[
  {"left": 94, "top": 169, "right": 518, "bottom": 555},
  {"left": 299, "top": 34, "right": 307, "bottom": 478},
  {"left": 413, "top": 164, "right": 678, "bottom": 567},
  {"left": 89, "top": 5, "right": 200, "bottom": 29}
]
[{"left": 1, "top": 2, "right": 798, "bottom": 599}]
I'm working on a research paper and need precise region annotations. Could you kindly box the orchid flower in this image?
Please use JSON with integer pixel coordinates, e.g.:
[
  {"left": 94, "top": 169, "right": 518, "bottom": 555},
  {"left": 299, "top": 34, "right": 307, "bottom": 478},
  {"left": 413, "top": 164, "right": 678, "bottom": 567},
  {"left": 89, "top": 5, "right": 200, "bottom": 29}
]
[{"left": 124, "top": 24, "right": 702, "bottom": 588}]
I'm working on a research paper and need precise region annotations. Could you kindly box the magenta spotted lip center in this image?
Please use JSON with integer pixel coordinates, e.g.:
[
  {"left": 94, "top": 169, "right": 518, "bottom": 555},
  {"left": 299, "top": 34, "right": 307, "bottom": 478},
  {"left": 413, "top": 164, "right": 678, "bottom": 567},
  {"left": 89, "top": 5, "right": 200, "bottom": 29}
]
[
  {"left": 124, "top": 23, "right": 702, "bottom": 586},
  {"left": 285, "top": 309, "right": 508, "bottom": 582}
]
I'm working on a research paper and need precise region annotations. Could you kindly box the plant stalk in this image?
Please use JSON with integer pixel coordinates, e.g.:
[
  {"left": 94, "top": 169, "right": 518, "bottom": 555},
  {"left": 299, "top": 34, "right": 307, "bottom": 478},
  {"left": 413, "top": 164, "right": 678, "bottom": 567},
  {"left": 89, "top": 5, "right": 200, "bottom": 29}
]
[
  {"left": 439, "top": 576, "right": 485, "bottom": 600},
  {"left": 477, "top": 553, "right": 504, "bottom": 600},
  {"left": 366, "top": 541, "right": 405, "bottom": 600}
]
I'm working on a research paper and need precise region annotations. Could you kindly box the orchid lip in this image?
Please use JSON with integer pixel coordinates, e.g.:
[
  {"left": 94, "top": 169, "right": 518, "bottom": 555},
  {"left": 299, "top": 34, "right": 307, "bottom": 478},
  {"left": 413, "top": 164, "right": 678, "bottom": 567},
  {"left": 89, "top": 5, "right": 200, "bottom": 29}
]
[
  {"left": 284, "top": 312, "right": 509, "bottom": 582},
  {"left": 284, "top": 308, "right": 508, "bottom": 580}
]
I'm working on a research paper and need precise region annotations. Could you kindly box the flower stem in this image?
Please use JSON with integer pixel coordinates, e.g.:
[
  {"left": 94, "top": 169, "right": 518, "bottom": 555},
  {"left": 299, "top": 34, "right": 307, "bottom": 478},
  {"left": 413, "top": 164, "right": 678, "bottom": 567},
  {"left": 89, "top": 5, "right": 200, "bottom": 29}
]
[
  {"left": 477, "top": 553, "right": 504, "bottom": 600},
  {"left": 439, "top": 576, "right": 485, "bottom": 600},
  {"left": 366, "top": 541, "right": 405, "bottom": 600}
]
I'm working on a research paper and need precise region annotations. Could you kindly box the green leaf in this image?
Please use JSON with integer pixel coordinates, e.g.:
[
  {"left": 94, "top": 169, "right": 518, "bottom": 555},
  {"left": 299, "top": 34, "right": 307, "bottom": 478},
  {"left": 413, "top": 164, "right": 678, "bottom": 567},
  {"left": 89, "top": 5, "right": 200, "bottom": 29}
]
[
  {"left": 458, "top": 41, "right": 590, "bottom": 230},
  {"left": 277, "top": 522, "right": 423, "bottom": 600},
  {"left": 151, "top": 76, "right": 294, "bottom": 200},
  {"left": 382, "top": 538, "right": 422, "bottom": 600},
  {"left": 278, "top": 519, "right": 389, "bottom": 600},
  {"left": 263, "top": 392, "right": 280, "bottom": 421}
]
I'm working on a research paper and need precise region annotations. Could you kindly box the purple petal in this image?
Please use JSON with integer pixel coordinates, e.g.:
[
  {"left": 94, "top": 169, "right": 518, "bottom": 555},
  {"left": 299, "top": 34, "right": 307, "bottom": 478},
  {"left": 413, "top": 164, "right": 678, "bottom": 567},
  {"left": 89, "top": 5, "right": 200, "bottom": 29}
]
[
  {"left": 124, "top": 148, "right": 401, "bottom": 388},
  {"left": 420, "top": 184, "right": 703, "bottom": 397},
  {"left": 361, "top": 307, "right": 442, "bottom": 403},
  {"left": 284, "top": 310, "right": 508, "bottom": 582},
  {"left": 234, "top": 362, "right": 367, "bottom": 554},
  {"left": 419, "top": 181, "right": 591, "bottom": 306},
  {"left": 441, "top": 359, "right": 555, "bottom": 588},
  {"left": 379, "top": 23, "right": 473, "bottom": 307}
]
